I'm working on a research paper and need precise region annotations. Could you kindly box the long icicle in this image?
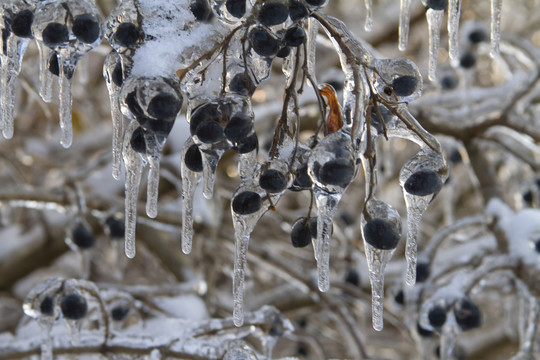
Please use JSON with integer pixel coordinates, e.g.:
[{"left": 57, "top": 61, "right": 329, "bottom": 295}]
[
  {"left": 398, "top": 0, "right": 412, "bottom": 51},
  {"left": 447, "top": 0, "right": 462, "bottom": 62},
  {"left": 364, "top": 0, "right": 373, "bottom": 31},
  {"left": 490, "top": 0, "right": 503, "bottom": 57},
  {"left": 426, "top": 8, "right": 445, "bottom": 81}
]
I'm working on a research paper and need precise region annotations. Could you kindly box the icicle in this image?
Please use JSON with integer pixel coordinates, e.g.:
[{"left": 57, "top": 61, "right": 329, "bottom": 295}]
[
  {"left": 238, "top": 150, "right": 258, "bottom": 180},
  {"left": 181, "top": 138, "right": 202, "bottom": 255},
  {"left": 232, "top": 226, "right": 250, "bottom": 327},
  {"left": 398, "top": 0, "right": 412, "bottom": 51},
  {"left": 426, "top": 8, "right": 445, "bottom": 81},
  {"left": 490, "top": 0, "right": 503, "bottom": 57},
  {"left": 447, "top": 0, "right": 462, "bottom": 62},
  {"left": 365, "top": 244, "right": 394, "bottom": 331},
  {"left": 364, "top": 0, "right": 373, "bottom": 31},
  {"left": 103, "top": 51, "right": 124, "bottom": 180},
  {"left": 145, "top": 133, "right": 162, "bottom": 219},
  {"left": 64, "top": 318, "right": 82, "bottom": 345},
  {"left": 314, "top": 192, "right": 341, "bottom": 292},
  {"left": 123, "top": 122, "right": 145, "bottom": 259},
  {"left": 201, "top": 149, "right": 225, "bottom": 199},
  {"left": 38, "top": 317, "right": 55, "bottom": 360},
  {"left": 37, "top": 43, "right": 54, "bottom": 103},
  {"left": 57, "top": 54, "right": 78, "bottom": 148},
  {"left": 439, "top": 314, "right": 459, "bottom": 360}
]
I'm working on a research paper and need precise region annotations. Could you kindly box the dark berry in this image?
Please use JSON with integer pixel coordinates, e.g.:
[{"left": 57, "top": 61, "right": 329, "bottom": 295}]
[
  {"left": 305, "top": 0, "right": 327, "bottom": 6},
  {"left": 259, "top": 169, "right": 288, "bottom": 193},
  {"left": 236, "top": 133, "right": 258, "bottom": 154},
  {"left": 345, "top": 270, "right": 360, "bottom": 286},
  {"left": 417, "top": 322, "right": 434, "bottom": 337},
  {"left": 428, "top": 306, "right": 447, "bottom": 328},
  {"left": 468, "top": 29, "right": 487, "bottom": 44},
  {"left": 394, "top": 290, "right": 405, "bottom": 305},
  {"left": 339, "top": 211, "right": 355, "bottom": 227},
  {"left": 147, "top": 117, "right": 175, "bottom": 136},
  {"left": 190, "top": 0, "right": 214, "bottom": 22},
  {"left": 289, "top": 0, "right": 308, "bottom": 21},
  {"left": 189, "top": 103, "right": 222, "bottom": 134},
  {"left": 370, "top": 105, "right": 390, "bottom": 134},
  {"left": 316, "top": 158, "right": 355, "bottom": 187},
  {"left": 523, "top": 190, "right": 533, "bottom": 205},
  {"left": 449, "top": 149, "right": 462, "bottom": 164},
  {"left": 184, "top": 144, "right": 203, "bottom": 172},
  {"left": 250, "top": 27, "right": 280, "bottom": 57},
  {"left": 284, "top": 26, "right": 306, "bottom": 47},
  {"left": 40, "top": 296, "right": 55, "bottom": 316},
  {"left": 425, "top": 0, "right": 447, "bottom": 11},
  {"left": 459, "top": 52, "right": 476, "bottom": 69},
  {"left": 534, "top": 239, "right": 540, "bottom": 253},
  {"left": 112, "top": 61, "right": 123, "bottom": 87},
  {"left": 308, "top": 217, "right": 333, "bottom": 239},
  {"left": 48, "top": 53, "right": 59, "bottom": 76},
  {"left": 276, "top": 46, "right": 291, "bottom": 58},
  {"left": 130, "top": 126, "right": 146, "bottom": 153},
  {"left": 416, "top": 262, "right": 430, "bottom": 283},
  {"left": 125, "top": 91, "right": 144, "bottom": 117},
  {"left": 147, "top": 92, "right": 182, "bottom": 119},
  {"left": 230, "top": 73, "right": 256, "bottom": 96},
  {"left": 11, "top": 10, "right": 34, "bottom": 38},
  {"left": 224, "top": 113, "right": 253, "bottom": 142},
  {"left": 195, "top": 121, "right": 224, "bottom": 143},
  {"left": 454, "top": 299, "right": 481, "bottom": 331},
  {"left": 72, "top": 14, "right": 100, "bottom": 44},
  {"left": 61, "top": 294, "right": 88, "bottom": 320},
  {"left": 258, "top": 2, "right": 289, "bottom": 26},
  {"left": 297, "top": 344, "right": 309, "bottom": 356},
  {"left": 440, "top": 74, "right": 458, "bottom": 90},
  {"left": 72, "top": 224, "right": 95, "bottom": 249},
  {"left": 226, "top": 0, "right": 246, "bottom": 18},
  {"left": 111, "top": 306, "right": 129, "bottom": 321},
  {"left": 114, "top": 23, "right": 140, "bottom": 47},
  {"left": 292, "top": 164, "right": 312, "bottom": 189},
  {"left": 232, "top": 191, "right": 262, "bottom": 215},
  {"left": 2, "top": 29, "right": 9, "bottom": 55},
  {"left": 404, "top": 169, "right": 443, "bottom": 196},
  {"left": 392, "top": 75, "right": 418, "bottom": 97},
  {"left": 291, "top": 217, "right": 312, "bottom": 248},
  {"left": 105, "top": 215, "right": 125, "bottom": 239},
  {"left": 363, "top": 218, "right": 400, "bottom": 250},
  {"left": 42, "top": 22, "right": 69, "bottom": 47}
]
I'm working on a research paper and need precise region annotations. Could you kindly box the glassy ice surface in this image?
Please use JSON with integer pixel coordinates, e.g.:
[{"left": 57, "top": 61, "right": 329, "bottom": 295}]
[
  {"left": 399, "top": 0, "right": 412, "bottom": 51},
  {"left": 426, "top": 8, "right": 445, "bottom": 81},
  {"left": 364, "top": 0, "right": 373, "bottom": 31},
  {"left": 447, "top": 0, "right": 462, "bottom": 61},
  {"left": 490, "top": 0, "right": 503, "bottom": 57},
  {"left": 36, "top": 42, "right": 54, "bottom": 103},
  {"left": 181, "top": 137, "right": 202, "bottom": 255}
]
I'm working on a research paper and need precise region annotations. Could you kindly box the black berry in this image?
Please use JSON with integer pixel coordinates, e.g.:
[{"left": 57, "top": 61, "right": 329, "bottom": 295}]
[
  {"left": 425, "top": 0, "right": 447, "bottom": 11},
  {"left": 226, "top": 0, "right": 246, "bottom": 18},
  {"left": 250, "top": 27, "right": 280, "bottom": 57},
  {"left": 416, "top": 262, "right": 430, "bottom": 282},
  {"left": 276, "top": 46, "right": 291, "bottom": 58},
  {"left": 147, "top": 92, "right": 182, "bottom": 119},
  {"left": 184, "top": 144, "right": 203, "bottom": 172},
  {"left": 428, "top": 306, "right": 446, "bottom": 328},
  {"left": 417, "top": 322, "right": 434, "bottom": 337},
  {"left": 345, "top": 270, "right": 360, "bottom": 286},
  {"left": 449, "top": 149, "right": 462, "bottom": 164},
  {"left": 392, "top": 75, "right": 418, "bottom": 97},
  {"left": 125, "top": 91, "right": 144, "bottom": 117},
  {"left": 460, "top": 52, "right": 476, "bottom": 69},
  {"left": 11, "top": 10, "right": 34, "bottom": 38},
  {"left": 72, "top": 14, "right": 100, "bottom": 44},
  {"left": 114, "top": 23, "right": 140, "bottom": 47},
  {"left": 363, "top": 218, "right": 400, "bottom": 250},
  {"left": 189, "top": 103, "right": 222, "bottom": 134},
  {"left": 308, "top": 217, "right": 333, "bottom": 239},
  {"left": 258, "top": 2, "right": 289, "bottom": 26},
  {"left": 289, "top": 0, "right": 308, "bottom": 21},
  {"left": 232, "top": 191, "right": 262, "bottom": 215},
  {"left": 42, "top": 22, "right": 69, "bottom": 47},
  {"left": 291, "top": 217, "right": 311, "bottom": 248},
  {"left": 454, "top": 299, "right": 481, "bottom": 331},
  {"left": 230, "top": 73, "right": 256, "bottom": 96},
  {"left": 236, "top": 133, "right": 258, "bottom": 154},
  {"left": 111, "top": 306, "right": 130, "bottom": 321},
  {"left": 316, "top": 158, "right": 355, "bottom": 187},
  {"left": 404, "top": 169, "right": 443, "bottom": 196},
  {"left": 292, "top": 164, "right": 312, "bottom": 190},
  {"left": 305, "top": 0, "right": 327, "bottom": 6},
  {"left": 284, "top": 25, "right": 306, "bottom": 47},
  {"left": 190, "top": 0, "right": 214, "bottom": 22},
  {"left": 224, "top": 113, "right": 253, "bottom": 142},
  {"left": 112, "top": 61, "right": 123, "bottom": 87},
  {"left": 394, "top": 290, "right": 405, "bottom": 305},
  {"left": 534, "top": 239, "right": 540, "bottom": 253},
  {"left": 48, "top": 53, "right": 59, "bottom": 76},
  {"left": 72, "top": 223, "right": 95, "bottom": 249},
  {"left": 105, "top": 215, "right": 125, "bottom": 239},
  {"left": 40, "top": 296, "right": 55, "bottom": 316},
  {"left": 468, "top": 29, "right": 487, "bottom": 44},
  {"left": 259, "top": 169, "right": 288, "bottom": 193},
  {"left": 195, "top": 121, "right": 224, "bottom": 143},
  {"left": 130, "top": 126, "right": 146, "bottom": 153},
  {"left": 61, "top": 294, "right": 88, "bottom": 320},
  {"left": 440, "top": 74, "right": 458, "bottom": 90}
]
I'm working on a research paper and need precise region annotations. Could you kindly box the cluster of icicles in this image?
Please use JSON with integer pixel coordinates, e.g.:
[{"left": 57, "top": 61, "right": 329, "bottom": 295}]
[{"left": 1, "top": 0, "right": 504, "bottom": 331}]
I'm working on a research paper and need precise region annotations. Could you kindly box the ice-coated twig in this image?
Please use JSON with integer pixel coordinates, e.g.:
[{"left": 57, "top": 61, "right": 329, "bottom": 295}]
[
  {"left": 398, "top": 0, "right": 412, "bottom": 51},
  {"left": 490, "top": 0, "right": 504, "bottom": 57},
  {"left": 447, "top": 0, "right": 462, "bottom": 62},
  {"left": 426, "top": 8, "right": 445, "bottom": 81}
]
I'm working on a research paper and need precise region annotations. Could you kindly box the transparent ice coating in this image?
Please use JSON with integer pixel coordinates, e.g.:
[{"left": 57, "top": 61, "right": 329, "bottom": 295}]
[
  {"left": 447, "top": 0, "right": 462, "bottom": 62},
  {"left": 369, "top": 57, "right": 423, "bottom": 104},
  {"left": 32, "top": 0, "right": 104, "bottom": 147},
  {"left": 180, "top": 137, "right": 202, "bottom": 255},
  {"left": 104, "top": 0, "right": 142, "bottom": 53},
  {"left": 212, "top": 0, "right": 253, "bottom": 26},
  {"left": 426, "top": 8, "right": 444, "bottom": 81},
  {"left": 36, "top": 41, "right": 55, "bottom": 103},
  {"left": 0, "top": 0, "right": 37, "bottom": 139},
  {"left": 399, "top": 149, "right": 447, "bottom": 286},
  {"left": 490, "top": 0, "right": 503, "bottom": 57},
  {"left": 361, "top": 199, "right": 402, "bottom": 331},
  {"left": 364, "top": 0, "right": 373, "bottom": 31},
  {"left": 308, "top": 130, "right": 357, "bottom": 291},
  {"left": 398, "top": 0, "right": 412, "bottom": 51}
]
